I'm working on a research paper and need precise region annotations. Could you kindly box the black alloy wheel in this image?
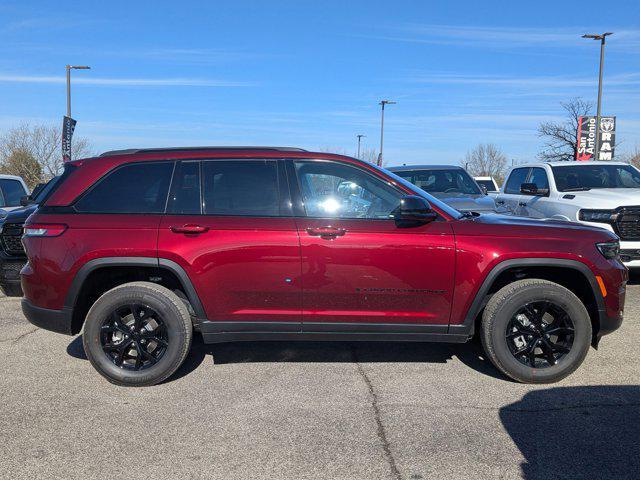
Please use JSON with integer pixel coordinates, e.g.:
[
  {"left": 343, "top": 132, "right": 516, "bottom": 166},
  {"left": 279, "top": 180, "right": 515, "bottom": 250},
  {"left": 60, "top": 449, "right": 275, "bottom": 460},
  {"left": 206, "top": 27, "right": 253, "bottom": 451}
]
[
  {"left": 506, "top": 301, "right": 575, "bottom": 368},
  {"left": 100, "top": 304, "right": 169, "bottom": 370}
]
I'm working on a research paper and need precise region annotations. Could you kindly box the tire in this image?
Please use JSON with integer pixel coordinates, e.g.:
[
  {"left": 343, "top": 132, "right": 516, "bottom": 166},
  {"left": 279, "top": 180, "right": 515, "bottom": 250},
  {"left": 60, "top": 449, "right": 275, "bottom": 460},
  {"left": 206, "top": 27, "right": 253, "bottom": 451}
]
[
  {"left": 82, "top": 282, "right": 193, "bottom": 387},
  {"left": 480, "top": 279, "right": 592, "bottom": 384},
  {"left": 1, "top": 283, "right": 23, "bottom": 297}
]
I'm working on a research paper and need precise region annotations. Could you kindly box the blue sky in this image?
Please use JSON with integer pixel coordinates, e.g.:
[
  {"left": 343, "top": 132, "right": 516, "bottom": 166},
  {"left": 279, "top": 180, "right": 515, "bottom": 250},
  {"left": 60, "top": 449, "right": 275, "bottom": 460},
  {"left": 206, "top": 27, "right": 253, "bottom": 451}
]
[{"left": 0, "top": 0, "right": 639, "bottom": 165}]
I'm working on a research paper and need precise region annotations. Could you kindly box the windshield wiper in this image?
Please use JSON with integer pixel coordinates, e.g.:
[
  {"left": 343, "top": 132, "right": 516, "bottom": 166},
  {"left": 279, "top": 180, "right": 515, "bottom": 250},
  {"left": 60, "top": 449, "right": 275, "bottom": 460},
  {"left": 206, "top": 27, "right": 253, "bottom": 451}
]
[{"left": 561, "top": 187, "right": 591, "bottom": 192}]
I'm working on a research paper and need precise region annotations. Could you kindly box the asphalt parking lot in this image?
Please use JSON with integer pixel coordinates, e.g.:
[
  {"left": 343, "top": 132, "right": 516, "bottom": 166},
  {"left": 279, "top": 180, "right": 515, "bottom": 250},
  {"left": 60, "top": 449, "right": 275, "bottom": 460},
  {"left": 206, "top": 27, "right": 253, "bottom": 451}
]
[{"left": 1, "top": 283, "right": 639, "bottom": 480}]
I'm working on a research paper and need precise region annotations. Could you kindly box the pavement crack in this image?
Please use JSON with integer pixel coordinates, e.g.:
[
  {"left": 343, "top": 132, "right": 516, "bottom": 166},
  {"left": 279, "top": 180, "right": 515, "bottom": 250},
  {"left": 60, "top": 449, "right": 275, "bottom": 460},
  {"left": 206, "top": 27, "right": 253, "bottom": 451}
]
[
  {"left": 1, "top": 327, "right": 39, "bottom": 345},
  {"left": 351, "top": 346, "right": 402, "bottom": 480}
]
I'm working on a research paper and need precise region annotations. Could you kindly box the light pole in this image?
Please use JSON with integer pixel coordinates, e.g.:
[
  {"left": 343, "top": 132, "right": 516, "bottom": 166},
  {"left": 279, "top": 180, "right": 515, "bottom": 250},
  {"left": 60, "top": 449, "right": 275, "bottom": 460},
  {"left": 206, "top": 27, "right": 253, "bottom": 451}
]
[
  {"left": 582, "top": 32, "right": 612, "bottom": 160},
  {"left": 356, "top": 134, "right": 366, "bottom": 159},
  {"left": 378, "top": 100, "right": 396, "bottom": 166},
  {"left": 65, "top": 65, "right": 91, "bottom": 118}
]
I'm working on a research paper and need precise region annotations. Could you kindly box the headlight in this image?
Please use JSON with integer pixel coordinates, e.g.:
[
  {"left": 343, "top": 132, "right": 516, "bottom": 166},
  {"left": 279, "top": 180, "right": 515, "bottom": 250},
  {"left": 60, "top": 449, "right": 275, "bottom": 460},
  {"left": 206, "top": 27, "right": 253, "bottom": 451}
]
[
  {"left": 579, "top": 209, "right": 615, "bottom": 223},
  {"left": 596, "top": 240, "right": 620, "bottom": 259}
]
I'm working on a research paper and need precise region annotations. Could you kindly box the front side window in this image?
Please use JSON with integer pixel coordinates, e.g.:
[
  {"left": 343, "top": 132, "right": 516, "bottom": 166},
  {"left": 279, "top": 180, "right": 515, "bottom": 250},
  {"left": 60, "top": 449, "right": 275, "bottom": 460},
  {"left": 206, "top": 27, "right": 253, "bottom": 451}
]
[
  {"left": 294, "top": 161, "right": 402, "bottom": 219},
  {"left": 504, "top": 168, "right": 530, "bottom": 194},
  {"left": 201, "top": 160, "right": 280, "bottom": 216},
  {"left": 527, "top": 168, "right": 549, "bottom": 191},
  {"left": 75, "top": 162, "right": 174, "bottom": 213},
  {"left": 394, "top": 169, "right": 481, "bottom": 195},
  {"left": 0, "top": 179, "right": 27, "bottom": 207}
]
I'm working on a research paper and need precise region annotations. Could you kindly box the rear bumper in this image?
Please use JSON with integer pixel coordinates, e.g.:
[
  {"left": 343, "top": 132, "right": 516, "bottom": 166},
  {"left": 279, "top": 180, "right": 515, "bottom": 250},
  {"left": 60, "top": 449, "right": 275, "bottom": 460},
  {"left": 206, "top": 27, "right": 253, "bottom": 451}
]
[{"left": 21, "top": 299, "right": 74, "bottom": 335}]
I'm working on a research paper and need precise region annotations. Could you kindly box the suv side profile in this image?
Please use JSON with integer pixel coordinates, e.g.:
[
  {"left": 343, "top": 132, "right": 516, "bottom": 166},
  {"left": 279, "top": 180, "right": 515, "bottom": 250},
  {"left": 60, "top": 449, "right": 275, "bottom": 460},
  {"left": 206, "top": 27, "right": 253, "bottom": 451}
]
[{"left": 21, "top": 147, "right": 627, "bottom": 387}]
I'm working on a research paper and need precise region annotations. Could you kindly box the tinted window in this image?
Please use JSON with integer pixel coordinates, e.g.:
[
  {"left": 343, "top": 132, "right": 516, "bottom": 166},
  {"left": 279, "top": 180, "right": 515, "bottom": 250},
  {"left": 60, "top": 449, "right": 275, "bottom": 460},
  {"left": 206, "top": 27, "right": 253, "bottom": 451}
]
[
  {"left": 552, "top": 164, "right": 640, "bottom": 191},
  {"left": 33, "top": 176, "right": 60, "bottom": 204},
  {"left": 295, "top": 161, "right": 402, "bottom": 219},
  {"left": 505, "top": 168, "right": 530, "bottom": 194},
  {"left": 76, "top": 162, "right": 173, "bottom": 213},
  {"left": 528, "top": 168, "right": 549, "bottom": 191},
  {"left": 0, "top": 179, "right": 27, "bottom": 207},
  {"left": 476, "top": 179, "right": 498, "bottom": 192},
  {"left": 167, "top": 161, "right": 201, "bottom": 214},
  {"left": 202, "top": 160, "right": 279, "bottom": 216},
  {"left": 395, "top": 169, "right": 481, "bottom": 195}
]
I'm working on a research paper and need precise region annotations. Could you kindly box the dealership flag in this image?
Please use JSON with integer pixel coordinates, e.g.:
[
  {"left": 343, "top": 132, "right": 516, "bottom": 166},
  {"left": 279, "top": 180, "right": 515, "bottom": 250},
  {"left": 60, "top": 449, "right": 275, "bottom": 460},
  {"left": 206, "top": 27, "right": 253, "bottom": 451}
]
[
  {"left": 576, "top": 116, "right": 616, "bottom": 161},
  {"left": 62, "top": 115, "right": 77, "bottom": 162}
]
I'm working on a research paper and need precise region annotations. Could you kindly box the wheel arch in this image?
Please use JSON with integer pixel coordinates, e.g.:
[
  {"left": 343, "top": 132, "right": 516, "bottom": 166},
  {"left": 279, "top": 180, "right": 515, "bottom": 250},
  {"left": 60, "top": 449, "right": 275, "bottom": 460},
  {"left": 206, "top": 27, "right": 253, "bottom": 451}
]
[
  {"left": 65, "top": 257, "right": 206, "bottom": 335},
  {"left": 451, "top": 258, "right": 605, "bottom": 343}
]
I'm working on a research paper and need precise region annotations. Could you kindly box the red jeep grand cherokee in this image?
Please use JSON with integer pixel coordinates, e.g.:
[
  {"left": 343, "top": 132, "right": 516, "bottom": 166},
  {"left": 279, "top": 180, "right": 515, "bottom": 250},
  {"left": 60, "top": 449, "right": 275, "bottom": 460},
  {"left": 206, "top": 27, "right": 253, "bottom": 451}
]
[{"left": 21, "top": 147, "right": 627, "bottom": 386}]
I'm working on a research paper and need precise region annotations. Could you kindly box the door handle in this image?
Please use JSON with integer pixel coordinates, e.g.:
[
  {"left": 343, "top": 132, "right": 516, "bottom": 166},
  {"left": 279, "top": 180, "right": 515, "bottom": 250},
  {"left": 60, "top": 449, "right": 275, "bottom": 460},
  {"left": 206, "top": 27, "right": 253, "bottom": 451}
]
[
  {"left": 170, "top": 224, "right": 209, "bottom": 234},
  {"left": 495, "top": 200, "right": 505, "bottom": 205},
  {"left": 306, "top": 226, "right": 346, "bottom": 238},
  {"left": 518, "top": 202, "right": 528, "bottom": 207}
]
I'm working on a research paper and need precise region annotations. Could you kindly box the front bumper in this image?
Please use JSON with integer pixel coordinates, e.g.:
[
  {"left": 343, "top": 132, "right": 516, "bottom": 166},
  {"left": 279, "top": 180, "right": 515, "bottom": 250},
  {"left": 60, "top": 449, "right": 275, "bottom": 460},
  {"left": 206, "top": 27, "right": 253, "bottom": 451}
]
[{"left": 21, "top": 299, "right": 74, "bottom": 335}]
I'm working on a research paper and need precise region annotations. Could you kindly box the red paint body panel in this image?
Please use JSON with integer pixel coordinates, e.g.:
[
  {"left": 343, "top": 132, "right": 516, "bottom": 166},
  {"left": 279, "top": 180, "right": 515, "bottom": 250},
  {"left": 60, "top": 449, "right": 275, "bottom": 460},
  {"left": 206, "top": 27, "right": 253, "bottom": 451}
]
[
  {"left": 295, "top": 218, "right": 454, "bottom": 324},
  {"left": 157, "top": 215, "right": 302, "bottom": 323}
]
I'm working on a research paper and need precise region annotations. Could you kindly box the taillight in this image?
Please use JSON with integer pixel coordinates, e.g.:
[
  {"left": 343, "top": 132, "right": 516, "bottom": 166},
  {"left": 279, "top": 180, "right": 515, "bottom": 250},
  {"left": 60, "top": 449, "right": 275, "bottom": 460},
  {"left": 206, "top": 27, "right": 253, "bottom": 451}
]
[{"left": 23, "top": 223, "right": 67, "bottom": 237}]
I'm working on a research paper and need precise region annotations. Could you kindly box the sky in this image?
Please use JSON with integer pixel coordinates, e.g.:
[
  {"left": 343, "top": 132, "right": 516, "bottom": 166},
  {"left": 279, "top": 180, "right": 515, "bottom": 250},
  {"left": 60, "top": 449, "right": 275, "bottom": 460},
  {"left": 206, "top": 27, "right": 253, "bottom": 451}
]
[{"left": 0, "top": 0, "right": 639, "bottom": 165}]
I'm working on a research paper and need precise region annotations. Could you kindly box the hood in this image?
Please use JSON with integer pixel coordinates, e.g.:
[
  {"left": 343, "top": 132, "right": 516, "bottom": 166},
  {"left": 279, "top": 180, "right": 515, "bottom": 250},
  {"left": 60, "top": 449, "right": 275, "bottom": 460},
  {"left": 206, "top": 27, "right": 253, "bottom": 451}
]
[
  {"left": 434, "top": 193, "right": 496, "bottom": 212},
  {"left": 561, "top": 188, "right": 640, "bottom": 209},
  {"left": 457, "top": 212, "right": 617, "bottom": 240},
  {"left": 0, "top": 204, "right": 38, "bottom": 224}
]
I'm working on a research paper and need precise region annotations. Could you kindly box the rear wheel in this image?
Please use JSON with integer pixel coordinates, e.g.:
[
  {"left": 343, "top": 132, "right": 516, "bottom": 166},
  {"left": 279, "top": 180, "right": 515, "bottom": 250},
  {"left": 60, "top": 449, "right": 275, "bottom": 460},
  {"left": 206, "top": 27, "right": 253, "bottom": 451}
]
[
  {"left": 82, "top": 282, "right": 192, "bottom": 387},
  {"left": 1, "top": 283, "right": 23, "bottom": 297},
  {"left": 481, "top": 279, "right": 591, "bottom": 384}
]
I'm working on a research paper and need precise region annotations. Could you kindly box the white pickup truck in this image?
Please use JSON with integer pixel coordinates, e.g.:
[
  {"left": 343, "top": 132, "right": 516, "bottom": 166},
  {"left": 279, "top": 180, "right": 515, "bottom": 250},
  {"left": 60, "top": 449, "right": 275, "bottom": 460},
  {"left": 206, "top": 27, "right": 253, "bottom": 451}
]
[{"left": 496, "top": 161, "right": 640, "bottom": 267}]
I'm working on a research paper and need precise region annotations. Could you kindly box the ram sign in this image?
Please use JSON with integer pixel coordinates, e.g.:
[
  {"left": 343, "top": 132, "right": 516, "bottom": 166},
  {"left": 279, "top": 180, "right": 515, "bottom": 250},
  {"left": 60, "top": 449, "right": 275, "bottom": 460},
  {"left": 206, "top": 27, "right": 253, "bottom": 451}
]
[{"left": 576, "top": 116, "right": 616, "bottom": 161}]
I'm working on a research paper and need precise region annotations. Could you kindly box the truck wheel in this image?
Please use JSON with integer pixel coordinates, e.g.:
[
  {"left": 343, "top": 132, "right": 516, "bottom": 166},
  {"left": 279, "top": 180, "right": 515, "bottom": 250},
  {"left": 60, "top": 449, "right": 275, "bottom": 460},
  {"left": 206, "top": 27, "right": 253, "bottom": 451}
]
[
  {"left": 1, "top": 283, "right": 23, "bottom": 297},
  {"left": 82, "top": 282, "right": 192, "bottom": 387},
  {"left": 481, "top": 279, "right": 591, "bottom": 384}
]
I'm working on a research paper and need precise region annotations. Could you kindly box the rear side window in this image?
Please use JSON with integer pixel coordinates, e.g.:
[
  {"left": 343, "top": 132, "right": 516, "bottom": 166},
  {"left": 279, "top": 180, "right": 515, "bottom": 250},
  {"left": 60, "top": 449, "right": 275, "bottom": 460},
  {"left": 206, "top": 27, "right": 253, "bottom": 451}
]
[
  {"left": 167, "top": 161, "right": 201, "bottom": 214},
  {"left": 0, "top": 179, "right": 27, "bottom": 207},
  {"left": 504, "top": 168, "right": 530, "bottom": 194},
  {"left": 75, "top": 162, "right": 174, "bottom": 213},
  {"left": 201, "top": 160, "right": 279, "bottom": 216}
]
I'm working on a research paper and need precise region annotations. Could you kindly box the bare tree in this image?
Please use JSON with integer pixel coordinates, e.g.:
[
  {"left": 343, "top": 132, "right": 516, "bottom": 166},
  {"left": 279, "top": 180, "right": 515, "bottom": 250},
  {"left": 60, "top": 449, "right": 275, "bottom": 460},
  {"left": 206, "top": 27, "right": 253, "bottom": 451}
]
[
  {"left": 462, "top": 143, "right": 508, "bottom": 183},
  {"left": 0, "top": 148, "right": 43, "bottom": 189},
  {"left": 0, "top": 122, "right": 93, "bottom": 182},
  {"left": 619, "top": 145, "right": 640, "bottom": 168},
  {"left": 538, "top": 98, "right": 593, "bottom": 162},
  {"left": 359, "top": 148, "right": 379, "bottom": 164}
]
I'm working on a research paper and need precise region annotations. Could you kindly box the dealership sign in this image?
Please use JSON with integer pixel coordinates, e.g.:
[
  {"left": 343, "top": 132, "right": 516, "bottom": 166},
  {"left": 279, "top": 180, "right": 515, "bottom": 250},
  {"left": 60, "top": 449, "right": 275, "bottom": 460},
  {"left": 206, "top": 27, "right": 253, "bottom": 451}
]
[
  {"left": 576, "top": 116, "right": 616, "bottom": 161},
  {"left": 62, "top": 115, "right": 77, "bottom": 162}
]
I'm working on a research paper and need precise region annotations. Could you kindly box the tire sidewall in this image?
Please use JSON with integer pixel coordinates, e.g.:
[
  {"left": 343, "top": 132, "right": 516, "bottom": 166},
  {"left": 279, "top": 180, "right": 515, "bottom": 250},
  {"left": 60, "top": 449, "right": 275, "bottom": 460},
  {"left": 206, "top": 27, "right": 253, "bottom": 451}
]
[
  {"left": 488, "top": 284, "right": 591, "bottom": 382},
  {"left": 83, "top": 285, "right": 190, "bottom": 386}
]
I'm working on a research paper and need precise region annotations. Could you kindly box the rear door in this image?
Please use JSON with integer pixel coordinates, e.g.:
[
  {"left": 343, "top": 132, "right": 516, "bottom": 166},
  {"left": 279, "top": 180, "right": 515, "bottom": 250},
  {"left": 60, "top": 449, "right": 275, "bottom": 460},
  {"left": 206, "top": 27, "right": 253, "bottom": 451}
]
[
  {"left": 288, "top": 159, "right": 455, "bottom": 330},
  {"left": 157, "top": 159, "right": 302, "bottom": 329},
  {"left": 496, "top": 167, "right": 530, "bottom": 216}
]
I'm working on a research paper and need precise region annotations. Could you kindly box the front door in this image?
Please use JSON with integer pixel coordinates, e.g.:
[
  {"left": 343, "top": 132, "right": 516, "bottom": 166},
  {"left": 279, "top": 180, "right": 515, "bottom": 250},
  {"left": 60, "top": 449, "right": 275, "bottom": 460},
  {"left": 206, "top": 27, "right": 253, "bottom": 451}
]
[
  {"left": 158, "top": 159, "right": 302, "bottom": 328},
  {"left": 288, "top": 159, "right": 455, "bottom": 329}
]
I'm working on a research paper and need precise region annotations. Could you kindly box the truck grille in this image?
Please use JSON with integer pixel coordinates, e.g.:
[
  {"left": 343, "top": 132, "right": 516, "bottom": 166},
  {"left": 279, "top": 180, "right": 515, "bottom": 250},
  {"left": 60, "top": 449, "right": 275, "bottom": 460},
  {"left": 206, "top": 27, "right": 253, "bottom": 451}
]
[
  {"left": 1, "top": 223, "right": 25, "bottom": 256},
  {"left": 614, "top": 207, "right": 640, "bottom": 241}
]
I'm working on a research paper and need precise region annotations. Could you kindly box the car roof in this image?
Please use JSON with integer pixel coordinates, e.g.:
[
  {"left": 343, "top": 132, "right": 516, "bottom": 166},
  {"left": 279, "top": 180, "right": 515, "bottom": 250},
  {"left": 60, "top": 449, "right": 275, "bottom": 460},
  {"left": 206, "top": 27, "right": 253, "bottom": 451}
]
[
  {"left": 0, "top": 174, "right": 26, "bottom": 181},
  {"left": 510, "top": 161, "right": 631, "bottom": 169},
  {"left": 474, "top": 176, "right": 494, "bottom": 180},
  {"left": 387, "top": 164, "right": 464, "bottom": 171}
]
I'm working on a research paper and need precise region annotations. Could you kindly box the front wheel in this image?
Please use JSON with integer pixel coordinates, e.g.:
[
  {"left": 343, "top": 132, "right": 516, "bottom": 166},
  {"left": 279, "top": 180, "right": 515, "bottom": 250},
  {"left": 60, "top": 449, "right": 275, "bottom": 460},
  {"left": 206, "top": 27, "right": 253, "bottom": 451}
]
[
  {"left": 481, "top": 279, "right": 592, "bottom": 384},
  {"left": 82, "top": 282, "right": 193, "bottom": 387}
]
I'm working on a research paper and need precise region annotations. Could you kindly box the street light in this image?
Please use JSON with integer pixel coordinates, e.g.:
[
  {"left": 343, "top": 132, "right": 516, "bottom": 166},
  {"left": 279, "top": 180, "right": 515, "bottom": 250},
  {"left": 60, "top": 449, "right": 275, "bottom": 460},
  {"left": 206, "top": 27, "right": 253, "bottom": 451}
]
[
  {"left": 356, "top": 134, "right": 366, "bottom": 159},
  {"left": 378, "top": 100, "right": 396, "bottom": 166},
  {"left": 65, "top": 65, "right": 91, "bottom": 117},
  {"left": 582, "top": 32, "right": 613, "bottom": 160}
]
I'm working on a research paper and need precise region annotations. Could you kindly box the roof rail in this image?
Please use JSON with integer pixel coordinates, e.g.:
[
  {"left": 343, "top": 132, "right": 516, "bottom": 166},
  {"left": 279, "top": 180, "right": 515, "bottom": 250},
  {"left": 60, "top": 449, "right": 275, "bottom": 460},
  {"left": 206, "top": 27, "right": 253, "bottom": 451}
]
[{"left": 99, "top": 146, "right": 307, "bottom": 157}]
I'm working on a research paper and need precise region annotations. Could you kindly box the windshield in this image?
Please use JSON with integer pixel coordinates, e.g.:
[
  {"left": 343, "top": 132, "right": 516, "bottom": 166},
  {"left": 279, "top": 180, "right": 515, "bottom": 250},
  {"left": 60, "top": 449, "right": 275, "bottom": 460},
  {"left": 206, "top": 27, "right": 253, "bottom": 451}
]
[
  {"left": 476, "top": 179, "right": 497, "bottom": 192},
  {"left": 552, "top": 164, "right": 640, "bottom": 191},
  {"left": 371, "top": 165, "right": 463, "bottom": 219},
  {"left": 393, "top": 168, "right": 482, "bottom": 195}
]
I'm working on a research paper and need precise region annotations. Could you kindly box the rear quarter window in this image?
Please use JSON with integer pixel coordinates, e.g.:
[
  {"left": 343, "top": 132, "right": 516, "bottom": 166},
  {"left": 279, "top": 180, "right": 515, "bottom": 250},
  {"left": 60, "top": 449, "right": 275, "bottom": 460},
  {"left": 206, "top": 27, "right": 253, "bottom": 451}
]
[{"left": 75, "top": 162, "right": 174, "bottom": 214}]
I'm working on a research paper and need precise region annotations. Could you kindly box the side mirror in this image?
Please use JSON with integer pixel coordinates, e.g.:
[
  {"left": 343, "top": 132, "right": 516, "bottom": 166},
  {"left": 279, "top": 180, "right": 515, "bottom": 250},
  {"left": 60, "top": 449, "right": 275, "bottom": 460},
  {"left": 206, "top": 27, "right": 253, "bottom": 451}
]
[
  {"left": 479, "top": 184, "right": 488, "bottom": 195},
  {"left": 20, "top": 195, "right": 31, "bottom": 207},
  {"left": 520, "top": 183, "right": 549, "bottom": 196},
  {"left": 393, "top": 195, "right": 438, "bottom": 227}
]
